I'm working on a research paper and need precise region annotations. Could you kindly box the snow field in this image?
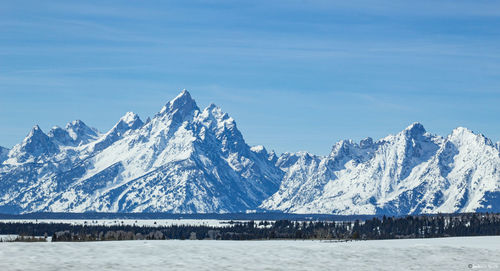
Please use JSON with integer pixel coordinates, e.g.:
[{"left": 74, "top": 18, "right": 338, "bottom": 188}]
[{"left": 0, "top": 236, "right": 498, "bottom": 271}]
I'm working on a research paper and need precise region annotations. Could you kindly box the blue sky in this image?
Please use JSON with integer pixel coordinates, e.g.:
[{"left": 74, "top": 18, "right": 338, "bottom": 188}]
[{"left": 1, "top": 0, "right": 499, "bottom": 155}]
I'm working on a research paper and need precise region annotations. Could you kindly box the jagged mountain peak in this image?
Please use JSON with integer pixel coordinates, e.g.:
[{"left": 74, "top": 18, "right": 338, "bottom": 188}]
[
  {"left": 204, "top": 103, "right": 232, "bottom": 118},
  {"left": 199, "top": 103, "right": 234, "bottom": 129},
  {"left": 195, "top": 103, "right": 243, "bottom": 156},
  {"left": 46, "top": 120, "right": 99, "bottom": 147},
  {"left": 120, "top": 111, "right": 140, "bottom": 123},
  {"left": 116, "top": 112, "right": 143, "bottom": 131},
  {"left": 1, "top": 91, "right": 499, "bottom": 215},
  {"left": 66, "top": 119, "right": 83, "bottom": 128},
  {"left": 206, "top": 103, "right": 218, "bottom": 110},
  {"left": 450, "top": 126, "right": 474, "bottom": 137},
  {"left": 250, "top": 145, "right": 278, "bottom": 163},
  {"left": 170, "top": 89, "right": 193, "bottom": 103},
  {"left": 275, "top": 151, "right": 320, "bottom": 169},
  {"left": 405, "top": 121, "right": 425, "bottom": 130},
  {"left": 448, "top": 126, "right": 495, "bottom": 148},
  {"left": 0, "top": 90, "right": 281, "bottom": 214},
  {"left": 328, "top": 139, "right": 362, "bottom": 159},
  {"left": 263, "top": 122, "right": 500, "bottom": 215},
  {"left": 158, "top": 89, "right": 199, "bottom": 119},
  {"left": 27, "top": 124, "right": 43, "bottom": 136},
  {"left": 65, "top": 119, "right": 96, "bottom": 134},
  {"left": 359, "top": 137, "right": 374, "bottom": 148},
  {"left": 64, "top": 119, "right": 99, "bottom": 146},
  {"left": 267, "top": 150, "right": 279, "bottom": 164},
  {"left": 8, "top": 125, "right": 59, "bottom": 163},
  {"left": 24, "top": 125, "right": 49, "bottom": 143},
  {"left": 203, "top": 102, "right": 221, "bottom": 114},
  {"left": 91, "top": 112, "right": 144, "bottom": 152},
  {"left": 401, "top": 122, "right": 426, "bottom": 138},
  {"left": 332, "top": 139, "right": 356, "bottom": 149},
  {"left": 48, "top": 126, "right": 73, "bottom": 146}
]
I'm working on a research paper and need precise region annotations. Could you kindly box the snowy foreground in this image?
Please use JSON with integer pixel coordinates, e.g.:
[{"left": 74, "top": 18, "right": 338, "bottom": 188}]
[{"left": 0, "top": 236, "right": 499, "bottom": 270}]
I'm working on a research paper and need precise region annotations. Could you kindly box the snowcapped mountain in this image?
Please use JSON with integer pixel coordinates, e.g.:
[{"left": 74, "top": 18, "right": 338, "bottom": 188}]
[
  {"left": 0, "top": 90, "right": 282, "bottom": 214},
  {"left": 261, "top": 123, "right": 500, "bottom": 215},
  {"left": 0, "top": 90, "right": 499, "bottom": 215},
  {"left": 49, "top": 120, "right": 100, "bottom": 147}
]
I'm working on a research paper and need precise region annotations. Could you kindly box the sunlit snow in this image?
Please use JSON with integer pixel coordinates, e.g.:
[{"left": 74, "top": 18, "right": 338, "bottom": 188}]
[{"left": 0, "top": 236, "right": 498, "bottom": 271}]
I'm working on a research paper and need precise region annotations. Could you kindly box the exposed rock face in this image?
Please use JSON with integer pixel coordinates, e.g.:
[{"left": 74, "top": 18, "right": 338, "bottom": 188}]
[
  {"left": 0, "top": 90, "right": 282, "bottom": 214},
  {"left": 1, "top": 91, "right": 499, "bottom": 215}
]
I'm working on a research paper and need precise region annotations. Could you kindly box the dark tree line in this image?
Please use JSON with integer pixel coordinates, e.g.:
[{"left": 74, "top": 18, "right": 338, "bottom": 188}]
[
  {"left": 348, "top": 213, "right": 500, "bottom": 239},
  {"left": 1, "top": 213, "right": 499, "bottom": 242}
]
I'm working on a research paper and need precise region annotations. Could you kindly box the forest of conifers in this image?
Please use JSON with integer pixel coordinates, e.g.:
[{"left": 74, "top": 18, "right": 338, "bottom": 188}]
[{"left": 0, "top": 213, "right": 499, "bottom": 241}]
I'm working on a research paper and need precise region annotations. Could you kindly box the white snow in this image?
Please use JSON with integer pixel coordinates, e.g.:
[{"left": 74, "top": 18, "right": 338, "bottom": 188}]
[
  {"left": 0, "top": 90, "right": 281, "bottom": 214},
  {"left": 262, "top": 122, "right": 500, "bottom": 214},
  {"left": 1, "top": 91, "right": 499, "bottom": 215},
  {"left": 0, "top": 235, "right": 18, "bottom": 242},
  {"left": 0, "top": 236, "right": 498, "bottom": 270},
  {"left": 121, "top": 112, "right": 140, "bottom": 125}
]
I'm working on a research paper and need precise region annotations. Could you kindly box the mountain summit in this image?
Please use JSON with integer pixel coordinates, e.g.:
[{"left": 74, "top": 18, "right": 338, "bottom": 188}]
[
  {"left": 261, "top": 123, "right": 500, "bottom": 214},
  {"left": 0, "top": 90, "right": 499, "bottom": 215},
  {"left": 0, "top": 90, "right": 282, "bottom": 214}
]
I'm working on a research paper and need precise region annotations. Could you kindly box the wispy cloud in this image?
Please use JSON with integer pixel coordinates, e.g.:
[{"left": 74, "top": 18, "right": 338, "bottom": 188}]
[{"left": 1, "top": 0, "right": 499, "bottom": 152}]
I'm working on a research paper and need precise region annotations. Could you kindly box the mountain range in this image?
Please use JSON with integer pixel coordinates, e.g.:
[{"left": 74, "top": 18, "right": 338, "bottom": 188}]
[{"left": 1, "top": 90, "right": 499, "bottom": 215}]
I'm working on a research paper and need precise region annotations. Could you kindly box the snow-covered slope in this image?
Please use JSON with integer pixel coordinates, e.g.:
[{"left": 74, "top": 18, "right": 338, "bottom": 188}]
[
  {"left": 261, "top": 123, "right": 500, "bottom": 215},
  {"left": 0, "top": 91, "right": 499, "bottom": 215},
  {"left": 0, "top": 90, "right": 282, "bottom": 214}
]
